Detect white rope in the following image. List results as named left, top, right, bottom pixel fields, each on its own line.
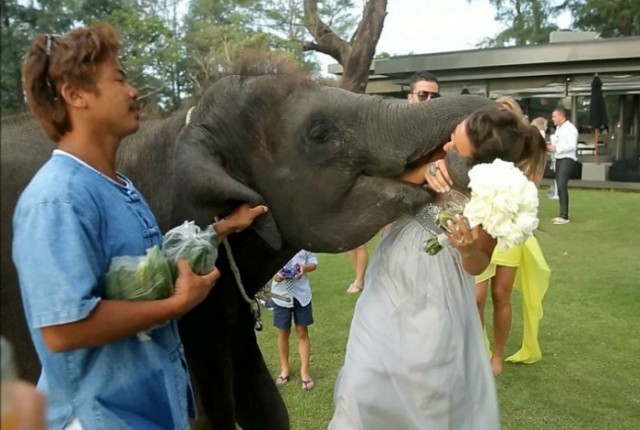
left=214, top=217, right=263, bottom=331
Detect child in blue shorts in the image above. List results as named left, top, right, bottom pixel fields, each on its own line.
left=271, top=250, right=318, bottom=391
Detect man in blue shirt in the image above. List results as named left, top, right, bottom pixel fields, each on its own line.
left=14, top=23, right=267, bottom=430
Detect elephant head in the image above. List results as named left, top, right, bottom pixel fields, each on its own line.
left=171, top=74, right=495, bottom=252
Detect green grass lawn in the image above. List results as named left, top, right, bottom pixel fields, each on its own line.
left=256, top=188, right=640, bottom=430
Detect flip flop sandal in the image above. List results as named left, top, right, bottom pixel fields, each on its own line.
left=275, top=375, right=290, bottom=387
left=301, top=379, right=315, bottom=391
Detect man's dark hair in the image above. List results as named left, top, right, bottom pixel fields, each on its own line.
left=409, top=70, right=440, bottom=91
left=22, top=23, right=122, bottom=142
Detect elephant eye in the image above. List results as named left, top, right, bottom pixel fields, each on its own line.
left=305, top=117, right=343, bottom=148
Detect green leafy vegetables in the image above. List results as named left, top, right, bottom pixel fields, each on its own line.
left=104, top=221, right=218, bottom=302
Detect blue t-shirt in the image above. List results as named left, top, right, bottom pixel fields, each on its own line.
left=12, top=151, right=195, bottom=430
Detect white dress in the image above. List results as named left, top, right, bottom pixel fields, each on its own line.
left=329, top=213, right=500, bottom=430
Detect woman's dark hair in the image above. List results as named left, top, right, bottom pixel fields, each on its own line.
left=465, top=107, right=548, bottom=179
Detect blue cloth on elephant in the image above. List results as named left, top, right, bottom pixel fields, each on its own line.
left=12, top=151, right=195, bottom=430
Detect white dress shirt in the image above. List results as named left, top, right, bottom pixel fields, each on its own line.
left=551, top=120, right=579, bottom=161
left=271, top=250, right=318, bottom=308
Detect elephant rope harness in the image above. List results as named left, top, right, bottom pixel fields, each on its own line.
left=185, top=106, right=265, bottom=331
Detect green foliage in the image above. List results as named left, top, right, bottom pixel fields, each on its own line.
left=566, top=0, right=640, bottom=37
left=182, top=0, right=272, bottom=92
left=1, top=0, right=29, bottom=114
left=257, top=0, right=317, bottom=70
left=2, top=0, right=359, bottom=114
left=258, top=188, right=640, bottom=430
left=316, top=0, right=358, bottom=40
left=475, top=0, right=640, bottom=48
left=89, top=6, right=181, bottom=112
left=0, top=0, right=78, bottom=115
left=256, top=0, right=358, bottom=72
left=480, top=0, right=564, bottom=47
left=1, top=0, right=184, bottom=115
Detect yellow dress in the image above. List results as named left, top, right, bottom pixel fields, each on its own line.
left=476, top=236, right=551, bottom=363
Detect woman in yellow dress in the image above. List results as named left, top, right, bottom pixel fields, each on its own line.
left=476, top=99, right=551, bottom=376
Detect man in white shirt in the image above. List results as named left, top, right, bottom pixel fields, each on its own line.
left=547, top=106, right=578, bottom=225
left=270, top=250, right=319, bottom=390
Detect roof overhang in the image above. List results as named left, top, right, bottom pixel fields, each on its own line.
left=329, top=37, right=640, bottom=97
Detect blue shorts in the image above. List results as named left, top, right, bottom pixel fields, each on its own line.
left=273, top=298, right=314, bottom=329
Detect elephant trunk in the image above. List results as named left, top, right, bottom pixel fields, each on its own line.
left=362, top=95, right=497, bottom=175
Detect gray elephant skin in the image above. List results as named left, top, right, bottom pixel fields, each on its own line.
left=1, top=72, right=493, bottom=430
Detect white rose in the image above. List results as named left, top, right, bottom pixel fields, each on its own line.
left=515, top=212, right=539, bottom=235
left=464, top=159, right=540, bottom=248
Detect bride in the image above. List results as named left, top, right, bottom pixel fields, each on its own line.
left=329, top=107, right=547, bottom=430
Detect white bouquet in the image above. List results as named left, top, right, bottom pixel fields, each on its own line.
left=424, top=159, right=539, bottom=254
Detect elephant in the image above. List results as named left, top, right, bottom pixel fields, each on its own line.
left=1, top=65, right=495, bottom=429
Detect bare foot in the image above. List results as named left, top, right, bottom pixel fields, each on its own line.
left=491, top=355, right=503, bottom=376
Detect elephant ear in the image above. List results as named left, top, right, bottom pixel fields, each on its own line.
left=170, top=124, right=283, bottom=250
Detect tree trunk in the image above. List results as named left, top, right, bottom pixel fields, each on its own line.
left=303, top=0, right=388, bottom=94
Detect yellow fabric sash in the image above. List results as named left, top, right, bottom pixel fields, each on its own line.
left=476, top=236, right=551, bottom=363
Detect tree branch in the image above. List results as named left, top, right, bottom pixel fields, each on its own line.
left=340, top=0, right=388, bottom=93
left=303, top=0, right=349, bottom=63
left=350, top=0, right=388, bottom=51
left=138, top=84, right=167, bottom=101
left=302, top=41, right=341, bottom=59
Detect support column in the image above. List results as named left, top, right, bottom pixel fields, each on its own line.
left=632, top=95, right=639, bottom=159
left=616, top=95, right=626, bottom=160
left=571, top=96, right=578, bottom=125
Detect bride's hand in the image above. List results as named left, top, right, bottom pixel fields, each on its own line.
left=424, top=159, right=453, bottom=193
left=446, top=215, right=480, bottom=254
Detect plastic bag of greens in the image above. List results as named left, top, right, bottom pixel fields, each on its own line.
left=104, top=246, right=174, bottom=301
left=162, top=221, right=218, bottom=277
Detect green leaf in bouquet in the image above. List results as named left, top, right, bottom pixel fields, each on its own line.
left=424, top=237, right=443, bottom=255
left=438, top=208, right=458, bottom=231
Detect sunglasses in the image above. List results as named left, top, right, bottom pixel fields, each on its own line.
left=44, top=34, right=61, bottom=101
left=412, top=91, right=441, bottom=101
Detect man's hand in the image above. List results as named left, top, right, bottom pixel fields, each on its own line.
left=214, top=203, right=268, bottom=242
left=273, top=272, right=285, bottom=282
left=169, top=259, right=220, bottom=317
left=546, top=142, right=556, bottom=152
